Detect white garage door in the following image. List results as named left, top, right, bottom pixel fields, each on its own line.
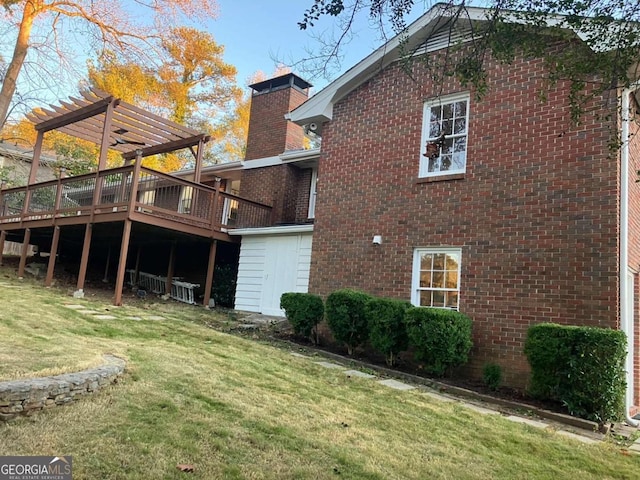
left=234, top=231, right=312, bottom=316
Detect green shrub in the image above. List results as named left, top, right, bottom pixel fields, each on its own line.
left=325, top=289, right=373, bottom=355
left=364, top=297, right=411, bottom=366
left=525, top=323, right=627, bottom=424
left=405, top=307, right=473, bottom=376
left=280, top=292, right=324, bottom=344
left=482, top=363, right=502, bottom=391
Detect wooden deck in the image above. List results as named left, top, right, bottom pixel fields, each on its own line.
left=0, top=162, right=273, bottom=306
left=0, top=162, right=272, bottom=240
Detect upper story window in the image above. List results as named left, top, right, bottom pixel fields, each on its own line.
left=419, top=93, right=469, bottom=178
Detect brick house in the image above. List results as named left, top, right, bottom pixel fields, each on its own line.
left=226, top=5, right=640, bottom=418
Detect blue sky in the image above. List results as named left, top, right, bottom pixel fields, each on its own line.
left=0, top=1, right=428, bottom=121
left=208, top=0, right=424, bottom=94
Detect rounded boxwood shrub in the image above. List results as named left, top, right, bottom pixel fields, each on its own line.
left=405, top=307, right=473, bottom=377
left=280, top=292, right=324, bottom=344
left=325, top=289, right=372, bottom=355
left=364, top=297, right=412, bottom=366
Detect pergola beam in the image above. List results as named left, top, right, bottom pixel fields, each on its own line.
left=33, top=97, right=116, bottom=133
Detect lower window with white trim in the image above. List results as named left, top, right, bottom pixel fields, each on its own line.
left=412, top=247, right=461, bottom=309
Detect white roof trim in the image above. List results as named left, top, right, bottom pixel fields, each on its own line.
left=175, top=160, right=244, bottom=177
left=242, top=155, right=281, bottom=170
left=279, top=148, right=321, bottom=162
left=286, top=4, right=617, bottom=126
left=229, top=224, right=314, bottom=236
left=286, top=3, right=471, bottom=125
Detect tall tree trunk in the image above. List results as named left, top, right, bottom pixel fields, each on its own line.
left=0, top=0, right=41, bottom=129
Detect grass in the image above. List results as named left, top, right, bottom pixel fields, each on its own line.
left=1, top=269, right=639, bottom=479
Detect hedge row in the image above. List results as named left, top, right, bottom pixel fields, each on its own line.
left=281, top=289, right=473, bottom=376
left=281, top=293, right=628, bottom=423
left=524, top=323, right=627, bottom=423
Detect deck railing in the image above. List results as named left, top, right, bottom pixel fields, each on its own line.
left=0, top=164, right=272, bottom=232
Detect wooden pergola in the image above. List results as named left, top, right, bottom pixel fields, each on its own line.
left=25, top=88, right=210, bottom=182
left=0, top=89, right=272, bottom=306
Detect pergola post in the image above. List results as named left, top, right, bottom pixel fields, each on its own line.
left=165, top=242, right=176, bottom=296
left=98, top=99, right=116, bottom=171
left=0, top=230, right=5, bottom=266
left=193, top=138, right=205, bottom=184
left=75, top=224, right=93, bottom=296
left=203, top=240, right=217, bottom=308
left=114, top=220, right=132, bottom=306
left=45, top=226, right=60, bottom=287
left=18, top=228, right=31, bottom=278
left=22, top=131, right=44, bottom=216
left=28, top=131, right=44, bottom=185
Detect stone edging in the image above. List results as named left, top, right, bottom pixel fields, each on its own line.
left=281, top=341, right=600, bottom=433
left=0, top=354, right=126, bottom=421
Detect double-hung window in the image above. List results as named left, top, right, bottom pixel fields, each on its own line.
left=419, top=93, right=469, bottom=178
left=412, top=248, right=461, bottom=309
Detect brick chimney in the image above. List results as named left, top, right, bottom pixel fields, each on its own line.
left=244, top=73, right=311, bottom=160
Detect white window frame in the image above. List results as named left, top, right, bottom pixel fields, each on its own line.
left=419, top=92, right=470, bottom=178
left=308, top=167, right=318, bottom=219
left=411, top=247, right=462, bottom=310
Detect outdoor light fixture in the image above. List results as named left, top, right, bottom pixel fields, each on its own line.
left=372, top=235, right=382, bottom=245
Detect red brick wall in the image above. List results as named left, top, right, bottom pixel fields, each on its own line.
left=245, top=87, right=308, bottom=160
left=309, top=51, right=619, bottom=388
left=295, top=168, right=313, bottom=222
left=239, top=165, right=314, bottom=225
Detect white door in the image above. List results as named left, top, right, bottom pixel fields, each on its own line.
left=261, top=236, right=300, bottom=316
left=235, top=232, right=313, bottom=316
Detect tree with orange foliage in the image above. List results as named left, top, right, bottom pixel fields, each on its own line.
left=88, top=27, right=242, bottom=169
left=0, top=0, right=218, bottom=129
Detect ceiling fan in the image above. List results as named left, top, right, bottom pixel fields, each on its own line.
left=110, top=137, right=146, bottom=147
left=110, top=128, right=146, bottom=147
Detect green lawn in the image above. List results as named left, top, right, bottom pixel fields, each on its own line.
left=0, top=272, right=639, bottom=479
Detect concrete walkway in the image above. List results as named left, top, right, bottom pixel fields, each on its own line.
left=63, top=304, right=167, bottom=322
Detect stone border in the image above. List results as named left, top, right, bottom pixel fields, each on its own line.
left=0, top=354, right=125, bottom=421
left=282, top=342, right=601, bottom=433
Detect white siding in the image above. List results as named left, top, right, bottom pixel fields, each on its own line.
left=234, top=238, right=267, bottom=312
left=234, top=232, right=313, bottom=316
left=296, top=234, right=313, bottom=291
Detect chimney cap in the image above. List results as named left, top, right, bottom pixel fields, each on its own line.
left=249, top=73, right=312, bottom=95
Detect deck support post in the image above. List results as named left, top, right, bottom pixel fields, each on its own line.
left=75, top=224, right=93, bottom=296
left=0, top=230, right=5, bottom=266
left=18, top=228, right=31, bottom=278
left=103, top=246, right=112, bottom=283
left=45, top=226, right=60, bottom=287
left=165, top=242, right=176, bottom=296
left=203, top=240, right=217, bottom=308
left=114, top=220, right=132, bottom=306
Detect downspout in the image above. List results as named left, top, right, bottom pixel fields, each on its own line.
left=620, top=85, right=639, bottom=427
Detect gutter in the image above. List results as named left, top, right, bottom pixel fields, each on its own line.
left=620, top=84, right=639, bottom=427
